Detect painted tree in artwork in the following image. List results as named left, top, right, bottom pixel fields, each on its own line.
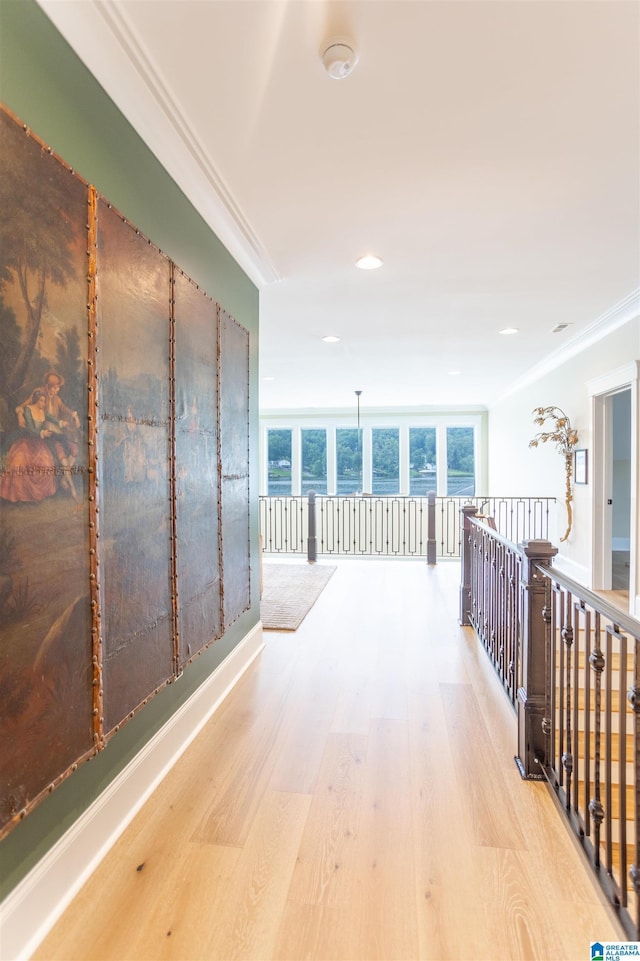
left=55, top=324, right=84, bottom=413
left=0, top=111, right=81, bottom=415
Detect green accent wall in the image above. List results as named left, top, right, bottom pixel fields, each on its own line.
left=0, top=0, right=260, bottom=899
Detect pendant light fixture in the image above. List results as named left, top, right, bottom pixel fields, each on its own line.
left=355, top=390, right=363, bottom=495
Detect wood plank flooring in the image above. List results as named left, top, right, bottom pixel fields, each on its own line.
left=34, top=559, right=626, bottom=961
left=592, top=550, right=631, bottom=613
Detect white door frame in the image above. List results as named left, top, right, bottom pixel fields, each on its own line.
left=588, top=361, right=639, bottom=614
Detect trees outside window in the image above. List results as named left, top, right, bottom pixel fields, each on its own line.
left=446, top=426, right=475, bottom=495
left=301, top=429, right=327, bottom=494
left=372, top=428, right=399, bottom=494
left=336, top=428, right=362, bottom=494
left=409, top=427, right=437, bottom=495
left=267, top=429, right=291, bottom=495
left=263, top=422, right=477, bottom=496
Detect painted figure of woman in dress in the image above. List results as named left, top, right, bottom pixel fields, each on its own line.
left=0, top=388, right=58, bottom=503
left=15, top=371, right=81, bottom=501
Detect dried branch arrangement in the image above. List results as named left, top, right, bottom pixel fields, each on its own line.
left=529, top=406, right=579, bottom=542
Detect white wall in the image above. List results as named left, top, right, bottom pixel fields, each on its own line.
left=488, top=314, right=639, bottom=598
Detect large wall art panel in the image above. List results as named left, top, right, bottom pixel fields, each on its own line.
left=0, top=111, right=94, bottom=837
left=96, top=201, right=174, bottom=734
left=173, top=270, right=221, bottom=666
left=0, top=101, right=253, bottom=841
left=219, top=309, right=251, bottom=627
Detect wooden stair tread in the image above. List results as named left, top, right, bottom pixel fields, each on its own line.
left=554, top=729, right=634, bottom=763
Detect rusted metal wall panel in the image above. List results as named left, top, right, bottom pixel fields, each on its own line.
left=219, top=309, right=251, bottom=628
left=0, top=104, right=252, bottom=838
left=0, top=109, right=94, bottom=833
left=96, top=201, right=174, bottom=734
left=173, top=269, right=222, bottom=667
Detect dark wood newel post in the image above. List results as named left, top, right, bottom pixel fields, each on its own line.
left=427, top=491, right=437, bottom=566
left=516, top=539, right=558, bottom=779
left=459, top=504, right=478, bottom=625
left=307, top=490, right=317, bottom=563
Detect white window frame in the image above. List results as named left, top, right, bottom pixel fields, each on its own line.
left=260, top=409, right=487, bottom=498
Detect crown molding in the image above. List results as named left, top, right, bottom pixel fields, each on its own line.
left=492, top=288, right=640, bottom=407
left=587, top=360, right=639, bottom=397
left=36, top=0, right=280, bottom=288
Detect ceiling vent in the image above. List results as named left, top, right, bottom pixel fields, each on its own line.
left=551, top=323, right=571, bottom=334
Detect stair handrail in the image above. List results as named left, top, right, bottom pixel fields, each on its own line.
left=536, top=560, right=640, bottom=637
left=461, top=509, right=640, bottom=938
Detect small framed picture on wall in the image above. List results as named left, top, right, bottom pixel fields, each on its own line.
left=575, top=449, right=588, bottom=485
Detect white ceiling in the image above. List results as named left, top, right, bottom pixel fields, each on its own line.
left=39, top=0, right=640, bottom=412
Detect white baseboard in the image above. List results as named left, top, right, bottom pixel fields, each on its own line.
left=0, top=622, right=264, bottom=961
left=550, top=553, right=590, bottom=586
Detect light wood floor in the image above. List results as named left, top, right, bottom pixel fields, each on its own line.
left=593, top=551, right=631, bottom=613
left=34, top=559, right=625, bottom=961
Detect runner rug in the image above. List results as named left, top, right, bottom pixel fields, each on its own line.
left=260, top=563, right=337, bottom=631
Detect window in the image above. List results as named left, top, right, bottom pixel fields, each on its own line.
left=301, top=429, right=327, bottom=494
left=409, top=427, right=437, bottom=495
left=446, top=426, right=475, bottom=495
left=262, top=419, right=480, bottom=497
left=267, top=429, right=291, bottom=495
left=336, top=428, right=362, bottom=494
left=372, top=428, right=399, bottom=494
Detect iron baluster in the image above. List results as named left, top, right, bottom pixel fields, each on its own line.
left=561, top=593, right=574, bottom=807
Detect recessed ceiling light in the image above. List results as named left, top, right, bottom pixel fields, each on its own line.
left=322, top=335, right=340, bottom=343
left=499, top=327, right=519, bottom=335
left=263, top=376, right=275, bottom=381
left=448, top=370, right=461, bottom=376
left=356, top=255, right=383, bottom=270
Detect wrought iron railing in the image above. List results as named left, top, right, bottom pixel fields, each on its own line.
left=465, top=516, right=522, bottom=707
left=460, top=506, right=640, bottom=939
left=540, top=564, right=640, bottom=939
left=259, top=493, right=555, bottom=560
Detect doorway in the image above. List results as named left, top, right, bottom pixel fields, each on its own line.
left=591, top=363, right=638, bottom=614
left=610, top=389, right=631, bottom=593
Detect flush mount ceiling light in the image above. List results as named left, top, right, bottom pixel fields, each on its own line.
left=355, top=255, right=383, bottom=270
left=500, top=327, right=519, bottom=335
left=322, top=335, right=340, bottom=343
left=322, top=40, right=359, bottom=80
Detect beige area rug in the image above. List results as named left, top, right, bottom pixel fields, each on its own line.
left=260, top=563, right=337, bottom=631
